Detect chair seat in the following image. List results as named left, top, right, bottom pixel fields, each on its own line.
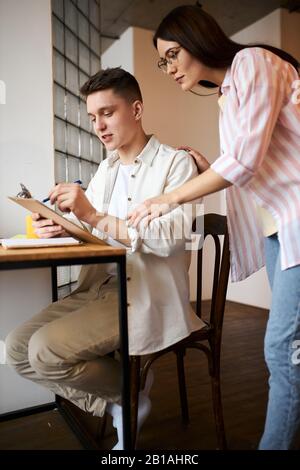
left=181, top=322, right=213, bottom=344
left=142, top=322, right=212, bottom=363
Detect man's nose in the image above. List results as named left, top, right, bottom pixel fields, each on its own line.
left=95, top=117, right=106, bottom=131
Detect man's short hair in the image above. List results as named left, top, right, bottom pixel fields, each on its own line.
left=80, top=67, right=143, bottom=103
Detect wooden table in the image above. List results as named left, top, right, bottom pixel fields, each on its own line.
left=0, top=243, right=131, bottom=450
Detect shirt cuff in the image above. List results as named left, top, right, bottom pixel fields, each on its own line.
left=211, top=154, right=255, bottom=187
left=126, top=222, right=142, bottom=252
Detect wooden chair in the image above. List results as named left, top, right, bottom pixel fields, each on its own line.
left=130, top=213, right=230, bottom=449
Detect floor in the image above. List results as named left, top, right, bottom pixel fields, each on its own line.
left=0, top=301, right=270, bottom=450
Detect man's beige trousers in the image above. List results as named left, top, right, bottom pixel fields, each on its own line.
left=6, top=278, right=121, bottom=417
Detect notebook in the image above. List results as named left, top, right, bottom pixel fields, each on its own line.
left=1, top=237, right=81, bottom=249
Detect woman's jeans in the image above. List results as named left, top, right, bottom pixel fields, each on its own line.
left=259, top=233, right=300, bottom=449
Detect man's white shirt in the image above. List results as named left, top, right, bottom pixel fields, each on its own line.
left=75, top=135, right=205, bottom=355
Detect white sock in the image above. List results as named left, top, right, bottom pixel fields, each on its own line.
left=106, top=369, right=154, bottom=450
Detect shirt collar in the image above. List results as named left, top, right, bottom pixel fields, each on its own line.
left=107, top=135, right=160, bottom=167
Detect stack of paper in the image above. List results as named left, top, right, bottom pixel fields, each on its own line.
left=1, top=237, right=81, bottom=249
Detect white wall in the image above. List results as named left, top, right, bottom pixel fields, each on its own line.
left=102, top=28, right=134, bottom=74
left=231, top=8, right=282, bottom=47
left=281, top=9, right=300, bottom=62
left=103, top=27, right=221, bottom=300
left=0, top=0, right=54, bottom=412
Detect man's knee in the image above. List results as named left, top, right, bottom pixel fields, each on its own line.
left=28, top=325, right=68, bottom=380
left=5, top=326, right=28, bottom=372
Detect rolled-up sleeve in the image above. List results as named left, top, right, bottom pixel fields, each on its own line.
left=211, top=49, right=287, bottom=187
left=132, top=152, right=201, bottom=257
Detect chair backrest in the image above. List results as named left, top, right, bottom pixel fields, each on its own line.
left=192, top=213, right=230, bottom=341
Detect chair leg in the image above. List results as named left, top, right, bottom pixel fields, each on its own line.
left=130, top=356, right=141, bottom=449
left=176, top=349, right=189, bottom=425
left=95, top=413, right=107, bottom=442
left=96, top=351, right=115, bottom=444
left=210, top=356, right=227, bottom=450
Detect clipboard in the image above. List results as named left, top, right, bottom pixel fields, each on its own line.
left=8, top=197, right=106, bottom=245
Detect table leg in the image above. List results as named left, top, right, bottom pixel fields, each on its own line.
left=117, top=255, right=131, bottom=450
left=51, top=266, right=58, bottom=302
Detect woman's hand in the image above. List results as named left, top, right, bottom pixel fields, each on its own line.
left=127, top=193, right=176, bottom=228
left=177, top=146, right=210, bottom=173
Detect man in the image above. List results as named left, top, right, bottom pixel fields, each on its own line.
left=6, top=68, right=204, bottom=449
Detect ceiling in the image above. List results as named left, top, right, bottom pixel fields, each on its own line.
left=100, top=0, right=300, bottom=51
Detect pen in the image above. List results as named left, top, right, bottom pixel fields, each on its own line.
left=42, top=179, right=89, bottom=232
left=42, top=180, right=82, bottom=203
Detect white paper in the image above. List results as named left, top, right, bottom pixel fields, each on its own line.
left=1, top=237, right=81, bottom=249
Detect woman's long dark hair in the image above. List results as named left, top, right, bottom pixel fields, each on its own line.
left=153, top=5, right=300, bottom=88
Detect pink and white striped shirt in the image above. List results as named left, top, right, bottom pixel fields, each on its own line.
left=211, top=47, right=300, bottom=282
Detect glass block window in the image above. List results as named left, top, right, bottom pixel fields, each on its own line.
left=52, top=0, right=104, bottom=289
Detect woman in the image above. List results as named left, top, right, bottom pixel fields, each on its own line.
left=128, top=5, right=300, bottom=450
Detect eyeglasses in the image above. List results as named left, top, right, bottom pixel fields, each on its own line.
left=157, top=47, right=182, bottom=73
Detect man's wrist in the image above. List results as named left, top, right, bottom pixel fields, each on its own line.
left=85, top=210, right=103, bottom=227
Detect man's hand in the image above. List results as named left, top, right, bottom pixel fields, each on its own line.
left=31, top=213, right=67, bottom=238
left=48, top=183, right=96, bottom=224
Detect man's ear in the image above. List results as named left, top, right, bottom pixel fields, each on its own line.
left=132, top=100, right=143, bottom=120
